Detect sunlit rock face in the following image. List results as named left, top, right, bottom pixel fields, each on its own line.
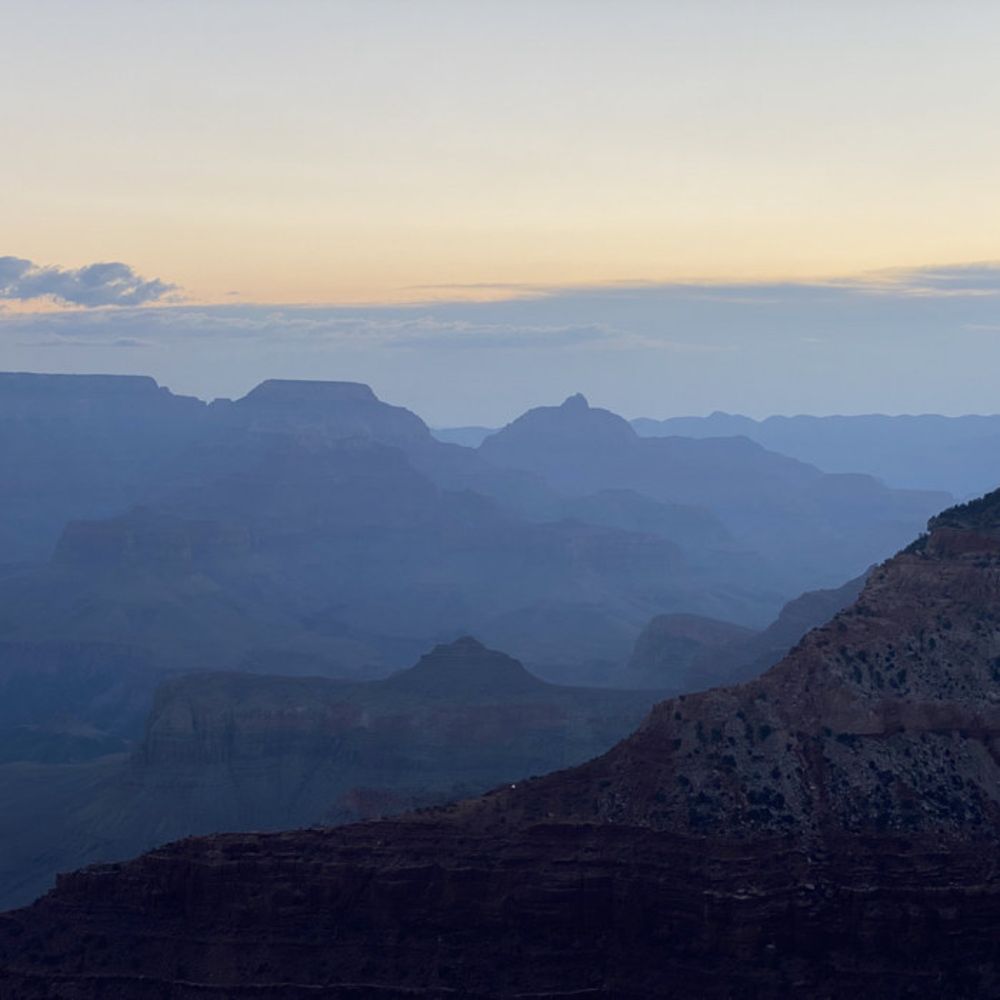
left=5, top=492, right=1000, bottom=997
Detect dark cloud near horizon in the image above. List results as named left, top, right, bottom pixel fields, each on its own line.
left=0, top=256, right=177, bottom=307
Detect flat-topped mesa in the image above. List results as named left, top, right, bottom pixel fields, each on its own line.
left=0, top=371, right=203, bottom=415
left=238, top=379, right=378, bottom=405
left=215, top=378, right=432, bottom=449
left=0, top=371, right=162, bottom=396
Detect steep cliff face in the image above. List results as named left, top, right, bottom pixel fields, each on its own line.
left=125, top=636, right=659, bottom=840
left=4, top=494, right=1000, bottom=996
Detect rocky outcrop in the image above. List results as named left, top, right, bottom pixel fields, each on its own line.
left=0, top=638, right=662, bottom=911
left=137, top=637, right=655, bottom=782
left=5, top=494, right=1000, bottom=995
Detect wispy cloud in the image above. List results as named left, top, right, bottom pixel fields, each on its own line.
left=0, top=256, right=178, bottom=307
left=2, top=261, right=999, bottom=422
left=847, top=262, right=1000, bottom=298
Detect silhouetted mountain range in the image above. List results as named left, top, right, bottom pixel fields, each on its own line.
left=479, top=394, right=948, bottom=588
left=438, top=408, right=1000, bottom=499
left=632, top=410, right=1000, bottom=498
left=0, top=374, right=945, bottom=700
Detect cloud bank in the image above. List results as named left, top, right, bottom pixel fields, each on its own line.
left=1, top=260, right=999, bottom=423
left=0, top=256, right=177, bottom=307
left=853, top=262, right=1000, bottom=297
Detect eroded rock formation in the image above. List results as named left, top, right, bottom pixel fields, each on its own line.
left=4, top=493, right=1000, bottom=995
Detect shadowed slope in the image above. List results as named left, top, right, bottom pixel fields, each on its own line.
left=0, top=375, right=783, bottom=691
left=5, top=493, right=1000, bottom=995
left=634, top=411, right=1000, bottom=498
left=0, top=373, right=205, bottom=563
left=480, top=394, right=950, bottom=592
left=0, top=638, right=662, bottom=912
left=624, top=571, right=868, bottom=690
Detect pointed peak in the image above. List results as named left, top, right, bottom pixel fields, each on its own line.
left=561, top=393, right=589, bottom=410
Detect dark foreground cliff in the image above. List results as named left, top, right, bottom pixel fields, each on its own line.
left=5, top=491, right=1000, bottom=997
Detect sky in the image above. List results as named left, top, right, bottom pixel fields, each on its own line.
left=2, top=1, right=1000, bottom=422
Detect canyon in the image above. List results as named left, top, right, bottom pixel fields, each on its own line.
left=3, top=490, right=1000, bottom=996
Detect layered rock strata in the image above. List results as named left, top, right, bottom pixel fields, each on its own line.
left=5, top=494, right=1000, bottom=996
